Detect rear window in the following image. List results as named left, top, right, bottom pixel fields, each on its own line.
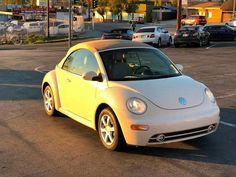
left=180, top=26, right=197, bottom=31
left=136, top=28, right=155, bottom=33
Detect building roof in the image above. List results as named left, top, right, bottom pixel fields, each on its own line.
left=221, top=0, right=236, bottom=11
left=188, top=2, right=222, bottom=9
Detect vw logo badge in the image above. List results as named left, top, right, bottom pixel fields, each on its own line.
left=178, top=97, right=187, bottom=105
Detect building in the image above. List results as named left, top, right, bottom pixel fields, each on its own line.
left=187, top=0, right=236, bottom=23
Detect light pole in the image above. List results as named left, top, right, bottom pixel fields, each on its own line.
left=145, top=0, right=148, bottom=23
left=46, top=0, right=50, bottom=38
left=68, top=0, right=72, bottom=48
left=233, top=0, right=236, bottom=19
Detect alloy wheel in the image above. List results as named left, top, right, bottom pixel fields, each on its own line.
left=100, top=114, right=115, bottom=146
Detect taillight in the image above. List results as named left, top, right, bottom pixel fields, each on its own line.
left=132, top=35, right=136, bottom=39
left=174, top=32, right=180, bottom=36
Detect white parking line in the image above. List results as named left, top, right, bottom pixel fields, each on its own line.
left=216, top=93, right=236, bottom=99
left=0, top=83, right=40, bottom=88
left=206, top=44, right=216, bottom=49
left=220, top=121, right=236, bottom=128
left=34, top=65, right=48, bottom=74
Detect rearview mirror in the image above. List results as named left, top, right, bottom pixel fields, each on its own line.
left=176, top=64, right=183, bottom=72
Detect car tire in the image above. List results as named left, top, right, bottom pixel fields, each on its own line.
left=98, top=108, right=125, bottom=151
left=157, top=38, right=162, bottom=48
left=168, top=37, right=172, bottom=46
left=198, top=40, right=203, bottom=47
left=43, top=85, right=57, bottom=116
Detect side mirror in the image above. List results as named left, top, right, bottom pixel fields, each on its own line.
left=82, top=71, right=103, bottom=82
left=176, top=64, right=183, bottom=72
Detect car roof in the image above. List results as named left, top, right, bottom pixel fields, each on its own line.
left=111, top=28, right=130, bottom=31
left=69, top=39, right=152, bottom=53
left=139, top=26, right=161, bottom=29
left=204, top=24, right=226, bottom=27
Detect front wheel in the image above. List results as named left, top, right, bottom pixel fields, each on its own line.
left=168, top=37, right=172, bottom=46
left=43, top=86, right=57, bottom=116
left=98, top=108, right=125, bottom=150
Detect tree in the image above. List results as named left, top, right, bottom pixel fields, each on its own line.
left=125, top=0, right=138, bottom=19
left=109, top=0, right=127, bottom=21
left=97, top=0, right=108, bottom=22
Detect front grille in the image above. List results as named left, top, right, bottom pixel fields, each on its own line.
left=148, top=124, right=217, bottom=144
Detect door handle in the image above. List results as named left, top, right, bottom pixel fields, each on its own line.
left=66, top=78, right=71, bottom=83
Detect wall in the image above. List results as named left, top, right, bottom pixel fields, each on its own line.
left=206, top=9, right=222, bottom=23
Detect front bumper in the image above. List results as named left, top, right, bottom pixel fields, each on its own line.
left=116, top=99, right=220, bottom=146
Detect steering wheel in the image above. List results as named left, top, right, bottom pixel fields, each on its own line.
left=134, top=65, right=153, bottom=75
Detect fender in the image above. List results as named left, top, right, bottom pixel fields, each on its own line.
left=42, top=70, right=61, bottom=111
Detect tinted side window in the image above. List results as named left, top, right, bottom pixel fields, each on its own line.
left=62, top=49, right=99, bottom=75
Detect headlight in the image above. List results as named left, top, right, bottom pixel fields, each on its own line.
left=127, top=97, right=147, bottom=115
left=205, top=88, right=215, bottom=103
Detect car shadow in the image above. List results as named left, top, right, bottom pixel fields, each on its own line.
left=0, top=69, right=44, bottom=100
left=122, top=107, right=236, bottom=165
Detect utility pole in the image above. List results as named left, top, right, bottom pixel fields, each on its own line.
left=68, top=0, right=72, bottom=48
left=176, top=0, right=182, bottom=30
left=145, top=0, right=148, bottom=23
left=233, top=0, right=236, bottom=19
left=46, top=0, right=50, bottom=38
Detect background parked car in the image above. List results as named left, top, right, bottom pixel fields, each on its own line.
left=132, top=26, right=172, bottom=47
left=23, top=21, right=45, bottom=33
left=225, top=19, right=236, bottom=29
left=101, top=28, right=134, bottom=40
left=129, top=17, right=145, bottom=24
left=181, top=15, right=207, bottom=25
left=203, top=25, right=236, bottom=41
left=50, top=23, right=70, bottom=36
left=174, top=25, right=210, bottom=47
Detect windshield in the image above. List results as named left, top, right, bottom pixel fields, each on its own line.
left=99, top=48, right=181, bottom=81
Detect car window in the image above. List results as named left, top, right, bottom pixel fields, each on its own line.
left=136, top=28, right=155, bottom=33
left=62, top=49, right=99, bottom=75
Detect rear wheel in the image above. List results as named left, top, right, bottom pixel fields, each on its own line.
left=43, top=86, right=57, bottom=116
left=157, top=38, right=162, bottom=48
left=198, top=40, right=203, bottom=47
left=98, top=108, right=125, bottom=151
left=168, top=37, right=172, bottom=46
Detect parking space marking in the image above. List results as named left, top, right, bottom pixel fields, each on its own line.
left=220, top=121, right=236, bottom=128
left=34, top=65, right=48, bottom=74
left=216, top=93, right=236, bottom=99
left=0, top=83, right=41, bottom=88
left=206, top=44, right=216, bottom=49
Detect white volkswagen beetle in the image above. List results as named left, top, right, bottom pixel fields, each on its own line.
left=42, top=40, right=220, bottom=150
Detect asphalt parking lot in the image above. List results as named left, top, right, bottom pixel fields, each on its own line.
left=0, top=40, right=236, bottom=177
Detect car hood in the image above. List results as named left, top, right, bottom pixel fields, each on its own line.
left=108, top=75, right=205, bottom=110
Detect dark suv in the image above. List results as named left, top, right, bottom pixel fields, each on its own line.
left=181, top=15, right=207, bottom=25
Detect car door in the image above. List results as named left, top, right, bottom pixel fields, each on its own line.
left=156, top=27, right=165, bottom=44
left=58, top=49, right=100, bottom=120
